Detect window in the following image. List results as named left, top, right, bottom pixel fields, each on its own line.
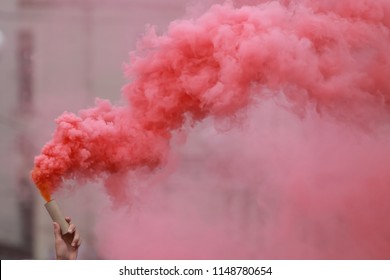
left=17, top=30, right=33, bottom=115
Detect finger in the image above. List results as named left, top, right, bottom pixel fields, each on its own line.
left=72, top=231, right=81, bottom=248
left=67, top=223, right=76, bottom=234
left=53, top=222, right=62, bottom=240
left=65, top=217, right=72, bottom=223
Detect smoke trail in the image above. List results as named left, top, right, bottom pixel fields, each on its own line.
left=32, top=0, right=390, bottom=201
left=32, top=0, right=390, bottom=258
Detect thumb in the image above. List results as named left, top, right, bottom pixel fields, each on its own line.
left=53, top=222, right=62, bottom=240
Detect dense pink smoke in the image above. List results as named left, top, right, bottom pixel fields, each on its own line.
left=96, top=103, right=390, bottom=259
left=33, top=0, right=390, bottom=258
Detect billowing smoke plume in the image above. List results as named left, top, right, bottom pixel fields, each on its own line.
left=32, top=0, right=390, bottom=258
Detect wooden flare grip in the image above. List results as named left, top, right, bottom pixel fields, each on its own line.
left=45, top=200, right=69, bottom=235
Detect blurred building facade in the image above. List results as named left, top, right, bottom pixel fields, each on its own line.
left=0, top=0, right=186, bottom=259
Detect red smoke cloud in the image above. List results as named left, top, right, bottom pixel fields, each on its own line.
left=32, top=0, right=390, bottom=258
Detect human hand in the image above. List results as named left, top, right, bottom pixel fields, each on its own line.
left=53, top=217, right=81, bottom=260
